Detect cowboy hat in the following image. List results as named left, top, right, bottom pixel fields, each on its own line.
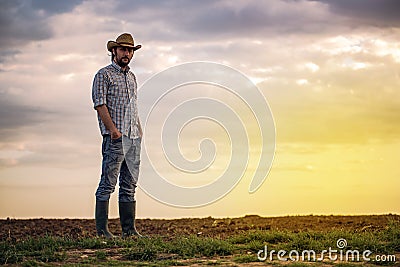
left=107, top=33, right=142, bottom=52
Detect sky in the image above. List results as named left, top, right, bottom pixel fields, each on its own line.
left=0, top=0, right=399, bottom=219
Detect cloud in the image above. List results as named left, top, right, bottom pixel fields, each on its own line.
left=30, top=0, right=84, bottom=14
left=263, top=59, right=400, bottom=145
left=312, top=0, right=400, bottom=27
left=87, top=0, right=337, bottom=42
left=52, top=0, right=398, bottom=56
left=175, top=1, right=332, bottom=37
left=0, top=49, right=20, bottom=64
left=0, top=92, right=56, bottom=141
left=0, top=158, right=18, bottom=169
left=0, top=0, right=84, bottom=53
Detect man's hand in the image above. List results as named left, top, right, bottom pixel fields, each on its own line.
left=138, top=120, right=143, bottom=138
left=110, top=129, right=122, bottom=140
left=95, top=105, right=121, bottom=139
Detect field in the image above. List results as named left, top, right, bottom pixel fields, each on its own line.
left=1, top=214, right=399, bottom=266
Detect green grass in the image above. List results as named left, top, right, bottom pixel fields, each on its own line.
left=1, top=221, right=398, bottom=266
left=167, top=236, right=233, bottom=258
left=232, top=253, right=259, bottom=263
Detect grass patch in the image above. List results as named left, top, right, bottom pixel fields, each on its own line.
left=95, top=250, right=107, bottom=260
left=335, top=263, right=363, bottom=267
left=228, top=229, right=290, bottom=245
left=155, top=259, right=186, bottom=266
left=1, top=221, right=398, bottom=266
left=229, top=221, right=400, bottom=255
left=233, top=254, right=259, bottom=263
left=0, top=236, right=68, bottom=264
left=123, top=240, right=159, bottom=261
left=168, top=236, right=233, bottom=258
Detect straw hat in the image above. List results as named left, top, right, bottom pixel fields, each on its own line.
left=107, top=33, right=142, bottom=52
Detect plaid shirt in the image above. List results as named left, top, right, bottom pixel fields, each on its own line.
left=92, top=61, right=140, bottom=139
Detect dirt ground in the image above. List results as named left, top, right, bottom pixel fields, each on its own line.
left=1, top=214, right=399, bottom=241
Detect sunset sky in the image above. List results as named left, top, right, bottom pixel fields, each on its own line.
left=0, top=0, right=399, bottom=219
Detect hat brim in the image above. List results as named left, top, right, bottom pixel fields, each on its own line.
left=107, top=41, right=142, bottom=52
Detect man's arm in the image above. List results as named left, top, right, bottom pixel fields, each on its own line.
left=95, top=104, right=122, bottom=139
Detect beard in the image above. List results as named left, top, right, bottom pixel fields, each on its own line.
left=116, top=56, right=131, bottom=67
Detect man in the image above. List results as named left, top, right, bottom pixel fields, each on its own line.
left=92, top=33, right=143, bottom=238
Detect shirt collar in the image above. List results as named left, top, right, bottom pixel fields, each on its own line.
left=111, top=61, right=130, bottom=73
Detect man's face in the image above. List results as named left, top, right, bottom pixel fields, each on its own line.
left=114, top=46, right=134, bottom=67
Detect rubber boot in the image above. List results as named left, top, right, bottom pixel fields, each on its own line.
left=119, top=201, right=142, bottom=237
left=95, top=200, right=115, bottom=239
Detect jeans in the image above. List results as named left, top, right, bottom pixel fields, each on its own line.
left=95, top=135, right=141, bottom=202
